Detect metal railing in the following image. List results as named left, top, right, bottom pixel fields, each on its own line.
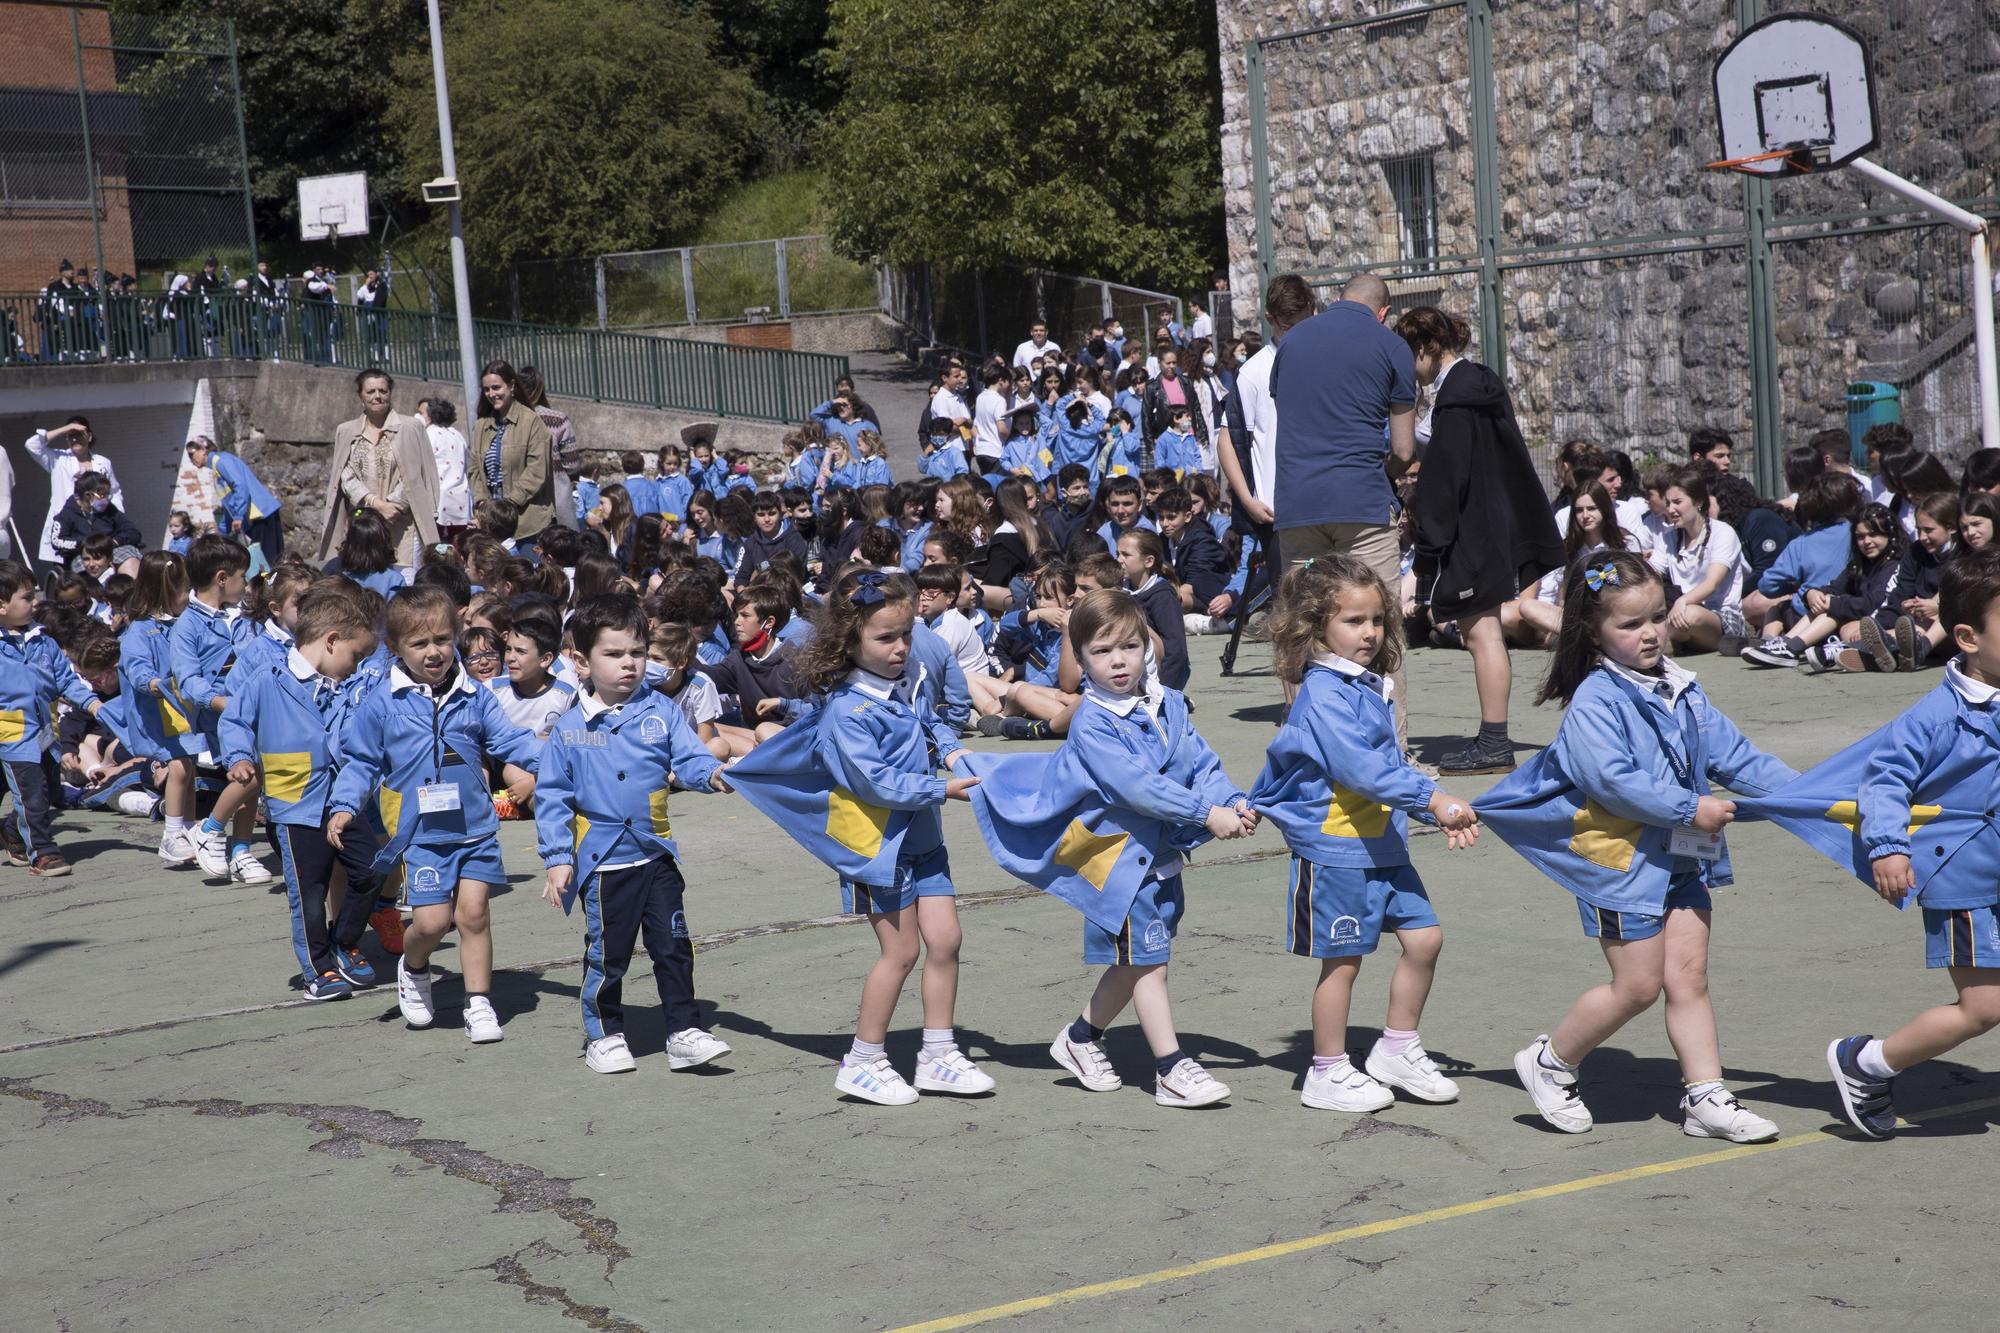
left=496, top=235, right=882, bottom=329
left=0, top=292, right=849, bottom=425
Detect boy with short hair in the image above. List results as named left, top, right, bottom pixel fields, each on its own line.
left=170, top=533, right=271, bottom=884
left=476, top=496, right=523, bottom=553
left=1156, top=487, right=1231, bottom=614
left=0, top=560, right=102, bottom=875
left=648, top=621, right=729, bottom=759
left=1045, top=464, right=1096, bottom=553
left=916, top=563, right=992, bottom=679
left=1828, top=553, right=2000, bottom=1137
left=1091, top=475, right=1157, bottom=558
left=77, top=533, right=116, bottom=583
left=736, top=491, right=808, bottom=580
left=537, top=593, right=734, bottom=1074
left=619, top=450, right=659, bottom=518
left=701, top=583, right=800, bottom=736
left=489, top=606, right=577, bottom=741
left=218, top=579, right=381, bottom=999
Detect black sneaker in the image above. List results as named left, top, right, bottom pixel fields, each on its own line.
left=975, top=715, right=1005, bottom=738
left=1854, top=617, right=1897, bottom=673
left=1438, top=737, right=1515, bottom=776
left=1827, top=1035, right=1896, bottom=1139
left=1739, top=638, right=1799, bottom=668
left=999, top=717, right=1052, bottom=741
left=1892, top=615, right=1921, bottom=672
left=0, top=820, right=27, bottom=867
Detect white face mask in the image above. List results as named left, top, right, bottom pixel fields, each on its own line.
left=1203, top=352, right=1217, bottom=368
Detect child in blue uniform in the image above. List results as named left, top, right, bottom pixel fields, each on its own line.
left=536, top=593, right=735, bottom=1075
left=1152, top=404, right=1202, bottom=481
left=170, top=533, right=272, bottom=884
left=920, top=417, right=970, bottom=481
left=1827, top=554, right=2000, bottom=1138
left=1250, top=557, right=1480, bottom=1111
left=1045, top=588, right=1253, bottom=1107
left=801, top=570, right=989, bottom=1105
left=218, top=579, right=383, bottom=1000
left=323, top=508, right=407, bottom=602
left=120, top=551, right=203, bottom=868
left=328, top=586, right=540, bottom=1044
left=1477, top=550, right=1794, bottom=1143
left=0, top=561, right=101, bottom=875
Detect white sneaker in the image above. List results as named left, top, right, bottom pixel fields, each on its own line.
left=1301, top=1059, right=1395, bottom=1111
left=463, top=995, right=503, bottom=1044
left=914, top=1047, right=996, bottom=1095
left=229, top=847, right=273, bottom=884
left=118, top=790, right=161, bottom=818
left=665, top=1027, right=731, bottom=1070
left=834, top=1054, right=918, bottom=1106
left=190, top=823, right=229, bottom=877
left=1156, top=1057, right=1231, bottom=1108
left=158, top=830, right=196, bottom=868
left=1049, top=1026, right=1122, bottom=1092
left=396, top=958, right=435, bottom=1028
left=1182, top=613, right=1215, bottom=636
left=1682, top=1087, right=1779, bottom=1143
left=1514, top=1035, right=1593, bottom=1133
left=585, top=1034, right=637, bottom=1074
left=1365, top=1039, right=1461, bottom=1103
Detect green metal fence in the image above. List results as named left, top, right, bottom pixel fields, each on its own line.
left=0, top=292, right=849, bottom=426
left=1237, top=0, right=2000, bottom=491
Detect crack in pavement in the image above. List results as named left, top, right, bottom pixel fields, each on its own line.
left=0, top=1075, right=127, bottom=1123
left=487, top=1243, right=651, bottom=1332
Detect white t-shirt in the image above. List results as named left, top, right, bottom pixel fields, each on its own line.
left=1012, top=338, right=1061, bottom=369
left=1555, top=502, right=1656, bottom=557
left=929, top=387, right=970, bottom=423
left=428, top=423, right=471, bottom=526
left=1235, top=344, right=1278, bottom=510
left=1190, top=309, right=1214, bottom=342
left=667, top=671, right=723, bottom=732
left=928, top=608, right=991, bottom=678
left=485, top=677, right=578, bottom=739
left=1655, top=519, right=1746, bottom=615
left=972, top=388, right=1009, bottom=461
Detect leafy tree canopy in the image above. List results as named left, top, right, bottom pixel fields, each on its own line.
left=817, top=0, right=1223, bottom=290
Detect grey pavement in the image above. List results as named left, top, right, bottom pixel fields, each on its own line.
left=2, top=637, right=1987, bottom=1331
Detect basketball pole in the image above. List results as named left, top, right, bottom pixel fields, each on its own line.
left=1846, top=157, right=1999, bottom=455
left=425, top=0, right=481, bottom=422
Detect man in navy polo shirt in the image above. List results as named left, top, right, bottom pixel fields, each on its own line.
left=1269, top=272, right=1418, bottom=735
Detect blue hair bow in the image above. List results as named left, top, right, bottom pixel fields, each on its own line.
left=1583, top=562, right=1621, bottom=592
left=849, top=570, right=890, bottom=607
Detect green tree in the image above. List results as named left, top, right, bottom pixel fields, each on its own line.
left=387, top=0, right=764, bottom=267
left=817, top=0, right=1223, bottom=290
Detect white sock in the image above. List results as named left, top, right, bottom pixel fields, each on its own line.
left=920, top=1027, right=956, bottom=1057
left=847, top=1037, right=886, bottom=1065
left=165, top=815, right=189, bottom=836
left=1537, top=1038, right=1577, bottom=1073
left=1685, top=1079, right=1725, bottom=1103
left=1858, top=1038, right=1896, bottom=1080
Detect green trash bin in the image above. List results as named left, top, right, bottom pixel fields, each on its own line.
left=1847, top=381, right=1901, bottom=465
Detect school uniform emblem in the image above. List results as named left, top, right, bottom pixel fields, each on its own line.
left=412, top=865, right=443, bottom=893
left=671, top=910, right=689, bottom=939
left=1329, top=915, right=1362, bottom=946
left=1143, top=920, right=1170, bottom=951
left=640, top=714, right=669, bottom=742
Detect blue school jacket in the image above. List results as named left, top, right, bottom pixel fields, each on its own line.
left=326, top=562, right=406, bottom=602
left=688, top=458, right=730, bottom=495
left=621, top=474, right=660, bottom=517
left=118, top=617, right=199, bottom=761
left=787, top=448, right=824, bottom=490
left=235, top=621, right=295, bottom=676
left=1474, top=664, right=1794, bottom=914
left=533, top=681, right=723, bottom=906
left=1000, top=432, right=1054, bottom=483
left=1756, top=520, right=1851, bottom=613
left=575, top=477, right=602, bottom=520
left=168, top=598, right=251, bottom=726
left=815, top=674, right=958, bottom=860
left=1250, top=660, right=1436, bottom=867
left=920, top=442, right=969, bottom=481
left=1852, top=667, right=2000, bottom=908
left=648, top=472, right=689, bottom=522
left=211, top=451, right=279, bottom=528
left=1096, top=515, right=1159, bottom=556
left=995, top=610, right=1063, bottom=686
left=1104, top=429, right=1143, bottom=478
left=1049, top=411, right=1107, bottom=485
left=0, top=626, right=95, bottom=761
left=329, top=663, right=541, bottom=871
left=694, top=530, right=742, bottom=576
left=811, top=402, right=874, bottom=449
left=216, top=650, right=370, bottom=826
left=1155, top=429, right=1202, bottom=479
left=829, top=457, right=891, bottom=492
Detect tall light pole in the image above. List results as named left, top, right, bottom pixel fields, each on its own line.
left=424, top=0, right=481, bottom=420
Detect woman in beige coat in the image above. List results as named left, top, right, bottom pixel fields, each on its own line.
left=319, top=368, right=442, bottom=570
left=471, top=359, right=557, bottom=543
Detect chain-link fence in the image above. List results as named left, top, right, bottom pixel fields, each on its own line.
left=0, top=1, right=253, bottom=300
left=492, top=236, right=879, bottom=328
left=1235, top=0, right=2000, bottom=489
left=885, top=263, right=1185, bottom=363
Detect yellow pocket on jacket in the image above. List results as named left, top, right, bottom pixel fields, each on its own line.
left=827, top=786, right=890, bottom=859
left=156, top=696, right=191, bottom=737
left=1321, top=786, right=1391, bottom=839
left=649, top=789, right=672, bottom=841
left=1570, top=800, right=1645, bottom=872
left=0, top=709, right=25, bottom=745
left=1055, top=819, right=1127, bottom=892
left=262, top=752, right=312, bottom=804
left=377, top=784, right=404, bottom=839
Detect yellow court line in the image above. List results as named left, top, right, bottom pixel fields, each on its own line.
left=888, top=1094, right=2000, bottom=1333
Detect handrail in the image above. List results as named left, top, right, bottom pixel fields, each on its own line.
left=0, top=291, right=848, bottom=425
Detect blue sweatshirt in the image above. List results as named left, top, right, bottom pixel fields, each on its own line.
left=1856, top=663, right=2000, bottom=908
left=1062, top=685, right=1244, bottom=861
left=534, top=680, right=724, bottom=906
left=1756, top=520, right=1851, bottom=614
left=169, top=597, right=251, bottom=727
left=1250, top=657, right=1435, bottom=867
left=118, top=616, right=200, bottom=761
left=687, top=458, right=730, bottom=496
left=1154, top=429, right=1202, bottom=479
left=211, top=450, right=280, bottom=528
left=0, top=625, right=95, bottom=762
left=654, top=471, right=693, bottom=521
left=1104, top=428, right=1143, bottom=478
left=995, top=609, right=1064, bottom=687
left=828, top=456, right=892, bottom=492
left=329, top=662, right=541, bottom=871
left=621, top=473, right=660, bottom=518
left=811, top=402, right=878, bottom=449
left=814, top=672, right=957, bottom=862
left=216, top=648, right=370, bottom=825
left=1000, top=432, right=1054, bottom=483
left=920, top=440, right=969, bottom=481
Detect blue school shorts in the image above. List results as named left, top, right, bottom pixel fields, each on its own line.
left=1578, top=875, right=1712, bottom=942
left=403, top=840, right=510, bottom=906
left=1084, top=873, right=1185, bottom=965
left=842, top=844, right=953, bottom=915
left=1923, top=905, right=2000, bottom=969
left=1286, top=859, right=1437, bottom=958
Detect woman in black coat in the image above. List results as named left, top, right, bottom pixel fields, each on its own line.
left=1398, top=307, right=1563, bottom=776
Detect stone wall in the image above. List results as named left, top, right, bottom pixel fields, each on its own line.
left=1215, top=0, right=1999, bottom=472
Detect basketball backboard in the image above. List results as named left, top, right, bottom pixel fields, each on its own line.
left=296, top=172, right=371, bottom=241
left=1711, top=13, right=1876, bottom=176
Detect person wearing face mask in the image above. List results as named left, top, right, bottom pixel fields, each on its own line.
left=25, top=416, right=124, bottom=564
left=51, top=472, right=143, bottom=577
left=1142, top=346, right=1208, bottom=469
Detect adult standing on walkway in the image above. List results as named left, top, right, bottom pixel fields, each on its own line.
left=415, top=397, right=472, bottom=544
left=188, top=436, right=283, bottom=570
left=1011, top=321, right=1061, bottom=370
left=515, top=365, right=577, bottom=531
left=472, top=359, right=557, bottom=546
left=320, top=368, right=440, bottom=571
left=1396, top=307, right=1561, bottom=775
left=1269, top=273, right=1417, bottom=728
left=25, top=417, right=124, bottom=565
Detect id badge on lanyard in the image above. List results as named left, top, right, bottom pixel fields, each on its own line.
left=1641, top=693, right=1717, bottom=862
left=417, top=782, right=462, bottom=814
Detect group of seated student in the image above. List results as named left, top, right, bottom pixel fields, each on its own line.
left=1474, top=422, right=1986, bottom=676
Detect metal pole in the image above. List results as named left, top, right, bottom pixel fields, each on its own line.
left=775, top=238, right=790, bottom=319
left=1466, top=0, right=1505, bottom=378
left=681, top=248, right=697, bottom=325
left=1246, top=37, right=1273, bottom=336
left=224, top=21, right=258, bottom=279
left=425, top=0, right=480, bottom=416
left=70, top=7, right=106, bottom=353
left=1848, top=157, right=1989, bottom=234
left=594, top=255, right=608, bottom=330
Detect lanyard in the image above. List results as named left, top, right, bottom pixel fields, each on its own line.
left=1625, top=682, right=1700, bottom=791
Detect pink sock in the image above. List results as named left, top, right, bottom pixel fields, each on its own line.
left=1380, top=1027, right=1419, bottom=1054
left=1311, top=1054, right=1349, bottom=1074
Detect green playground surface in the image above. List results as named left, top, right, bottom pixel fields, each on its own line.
left=3, top=640, right=1990, bottom=1331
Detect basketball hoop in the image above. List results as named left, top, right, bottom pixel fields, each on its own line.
left=1704, top=145, right=1830, bottom=177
